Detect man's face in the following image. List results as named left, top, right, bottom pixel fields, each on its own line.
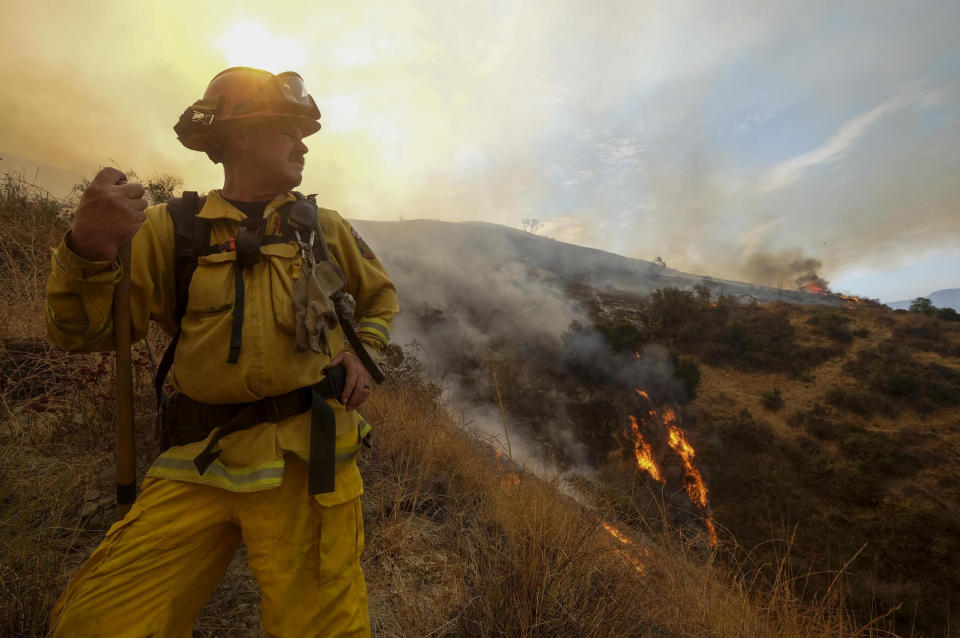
left=239, top=121, right=310, bottom=193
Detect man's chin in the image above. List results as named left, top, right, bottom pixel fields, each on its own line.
left=283, top=166, right=304, bottom=189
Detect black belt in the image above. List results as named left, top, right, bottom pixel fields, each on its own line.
left=162, top=365, right=346, bottom=495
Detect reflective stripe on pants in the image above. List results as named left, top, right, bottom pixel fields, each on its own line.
left=50, top=455, right=370, bottom=638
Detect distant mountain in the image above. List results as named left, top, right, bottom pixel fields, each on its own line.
left=887, top=288, right=960, bottom=311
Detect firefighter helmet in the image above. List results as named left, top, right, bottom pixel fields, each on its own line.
left=174, top=67, right=322, bottom=154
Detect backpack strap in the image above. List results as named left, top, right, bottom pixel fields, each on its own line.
left=154, top=192, right=208, bottom=409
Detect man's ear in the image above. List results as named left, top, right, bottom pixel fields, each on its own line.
left=225, top=124, right=254, bottom=150
left=219, top=124, right=255, bottom=164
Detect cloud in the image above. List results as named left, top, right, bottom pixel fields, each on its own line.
left=756, top=88, right=946, bottom=194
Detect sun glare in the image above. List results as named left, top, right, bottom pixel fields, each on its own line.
left=216, top=21, right=306, bottom=73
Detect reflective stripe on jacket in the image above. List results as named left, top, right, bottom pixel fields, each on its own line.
left=45, top=190, right=398, bottom=505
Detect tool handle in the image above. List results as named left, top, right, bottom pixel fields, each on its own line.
left=114, top=239, right=136, bottom=513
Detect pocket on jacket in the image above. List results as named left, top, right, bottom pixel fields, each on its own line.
left=185, top=251, right=236, bottom=317
left=263, top=242, right=299, bottom=335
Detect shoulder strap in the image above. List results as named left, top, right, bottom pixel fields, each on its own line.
left=154, top=192, right=207, bottom=408
left=170, top=192, right=210, bottom=325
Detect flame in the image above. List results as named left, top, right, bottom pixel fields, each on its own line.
left=833, top=292, right=862, bottom=309
left=801, top=282, right=828, bottom=295
left=601, top=522, right=645, bottom=572
left=801, top=282, right=863, bottom=308
left=709, top=301, right=718, bottom=308
left=629, top=415, right=665, bottom=483
left=501, top=472, right=520, bottom=488
left=631, top=391, right=718, bottom=547
left=664, top=417, right=709, bottom=508
left=704, top=517, right=719, bottom=547
left=602, top=521, right=632, bottom=545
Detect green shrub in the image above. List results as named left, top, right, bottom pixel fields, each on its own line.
left=595, top=318, right=645, bottom=353
left=672, top=354, right=701, bottom=402
left=909, top=297, right=938, bottom=316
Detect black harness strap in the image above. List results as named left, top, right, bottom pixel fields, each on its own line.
left=154, top=192, right=207, bottom=409
left=189, top=365, right=346, bottom=494
left=227, top=258, right=245, bottom=364
left=333, top=292, right=386, bottom=384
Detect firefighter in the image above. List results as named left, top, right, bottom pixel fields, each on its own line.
left=45, top=67, right=397, bottom=637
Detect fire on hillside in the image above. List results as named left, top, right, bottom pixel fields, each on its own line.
left=628, top=385, right=718, bottom=547
left=799, top=281, right=862, bottom=308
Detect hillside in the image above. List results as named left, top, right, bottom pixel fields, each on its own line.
left=353, top=218, right=852, bottom=307
left=2, top=173, right=958, bottom=636
left=351, top=220, right=960, bottom=635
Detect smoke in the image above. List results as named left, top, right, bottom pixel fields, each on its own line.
left=739, top=251, right=831, bottom=291
left=356, top=220, right=578, bottom=362
left=354, top=219, right=691, bottom=475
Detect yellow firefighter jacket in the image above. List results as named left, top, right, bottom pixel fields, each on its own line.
left=45, top=190, right=398, bottom=506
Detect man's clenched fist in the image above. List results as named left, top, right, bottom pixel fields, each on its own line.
left=68, top=167, right=148, bottom=262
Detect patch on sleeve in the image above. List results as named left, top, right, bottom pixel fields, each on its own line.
left=351, top=227, right=376, bottom=259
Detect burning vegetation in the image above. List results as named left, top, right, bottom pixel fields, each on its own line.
left=628, top=386, right=718, bottom=546
left=799, top=280, right=863, bottom=308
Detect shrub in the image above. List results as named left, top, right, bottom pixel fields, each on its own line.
left=594, top=318, right=645, bottom=354
left=760, top=387, right=784, bottom=411
left=824, top=386, right=884, bottom=416
left=909, top=297, right=937, bottom=316
left=843, top=341, right=960, bottom=413
left=788, top=404, right=835, bottom=439
left=717, top=409, right=775, bottom=452
left=806, top=312, right=853, bottom=344
left=671, top=354, right=701, bottom=402
left=939, top=307, right=959, bottom=322
left=647, top=287, right=700, bottom=332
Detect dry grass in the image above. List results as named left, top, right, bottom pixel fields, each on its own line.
left=358, top=377, right=868, bottom=637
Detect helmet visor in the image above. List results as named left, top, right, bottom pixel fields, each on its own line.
left=233, top=72, right=319, bottom=118
left=274, top=72, right=313, bottom=108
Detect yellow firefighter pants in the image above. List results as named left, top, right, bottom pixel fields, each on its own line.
left=49, top=455, right=369, bottom=638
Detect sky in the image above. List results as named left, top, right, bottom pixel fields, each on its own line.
left=1, top=0, right=957, bottom=302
